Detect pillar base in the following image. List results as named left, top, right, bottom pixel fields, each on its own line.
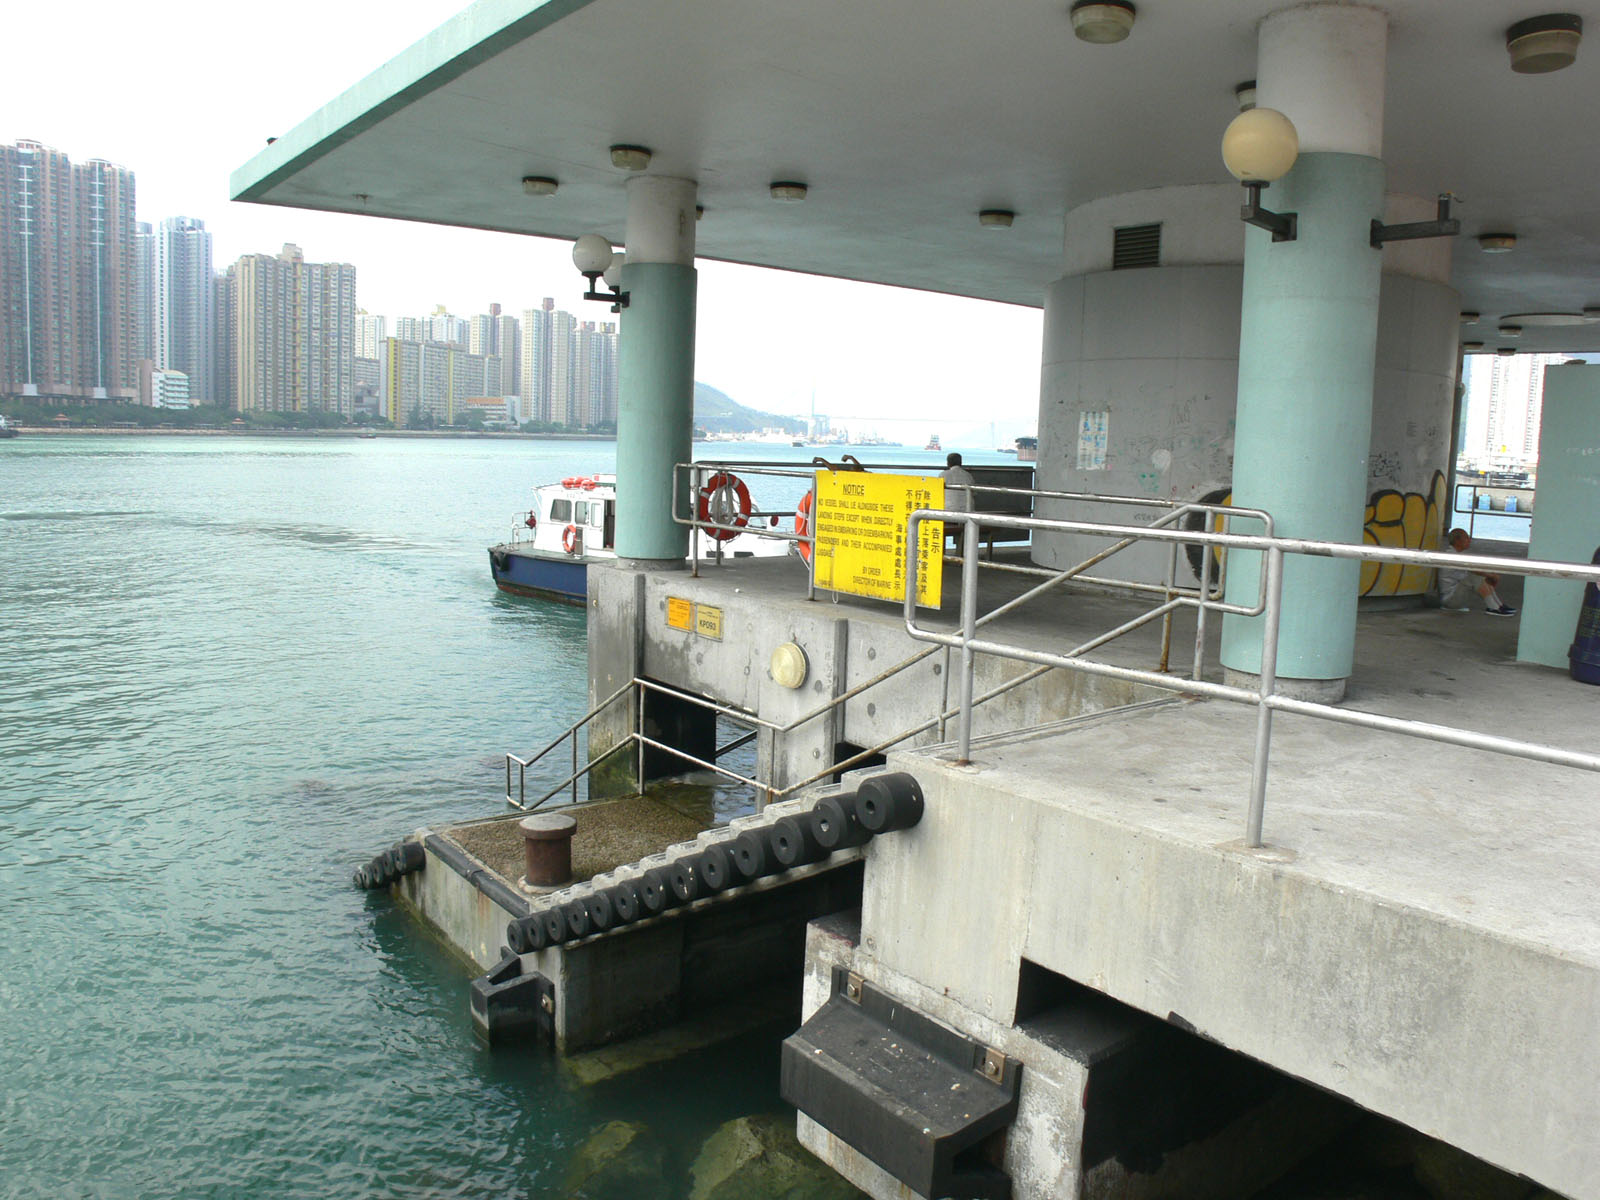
left=1224, top=668, right=1346, bottom=705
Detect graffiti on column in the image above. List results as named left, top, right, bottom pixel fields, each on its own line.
left=1183, top=470, right=1447, bottom=598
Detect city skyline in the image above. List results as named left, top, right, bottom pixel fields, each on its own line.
left=4, top=0, right=1044, bottom=445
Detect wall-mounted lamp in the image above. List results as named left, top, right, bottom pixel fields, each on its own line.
left=1371, top=193, right=1460, bottom=249
left=572, top=233, right=628, bottom=311
left=1221, top=107, right=1299, bottom=242
left=609, top=144, right=653, bottom=172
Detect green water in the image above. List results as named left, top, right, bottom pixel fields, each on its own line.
left=0, top=434, right=807, bottom=1198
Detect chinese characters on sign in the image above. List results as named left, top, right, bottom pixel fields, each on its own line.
left=812, top=470, right=944, bottom=609
left=1078, top=409, right=1109, bottom=470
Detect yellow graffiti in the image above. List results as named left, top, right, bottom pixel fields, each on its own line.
left=1360, top=470, right=1446, bottom=596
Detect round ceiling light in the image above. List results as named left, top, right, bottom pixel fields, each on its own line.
left=1499, top=312, right=1594, bottom=327
left=1478, top=233, right=1517, bottom=253
left=1070, top=1, right=1136, bottom=44
left=1459, top=311, right=1481, bottom=325
left=1234, top=81, right=1257, bottom=112
left=1221, top=107, right=1300, bottom=183
left=1586, top=306, right=1600, bottom=321
left=1498, top=324, right=1523, bottom=337
left=521, top=176, right=559, bottom=197
left=1506, top=14, right=1582, bottom=73
left=1497, top=347, right=1519, bottom=357
left=1462, top=341, right=1486, bottom=352
left=770, top=181, right=808, bottom=202
left=608, top=144, right=653, bottom=172
left=979, top=209, right=1015, bottom=229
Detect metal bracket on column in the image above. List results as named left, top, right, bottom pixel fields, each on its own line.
left=1240, top=181, right=1297, bottom=243
left=1371, top=193, right=1460, bottom=249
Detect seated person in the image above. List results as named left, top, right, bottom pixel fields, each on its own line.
left=1438, top=527, right=1517, bottom=616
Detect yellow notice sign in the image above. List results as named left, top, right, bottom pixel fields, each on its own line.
left=666, top=596, right=692, bottom=631
left=812, top=471, right=943, bottom=608
left=694, top=604, right=723, bottom=640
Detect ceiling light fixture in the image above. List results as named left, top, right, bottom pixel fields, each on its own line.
left=1497, top=348, right=1519, bottom=357
left=521, top=176, right=559, bottom=197
left=1478, top=233, right=1517, bottom=253
left=1234, top=81, right=1257, bottom=112
left=608, top=144, right=653, bottom=172
left=1585, top=306, right=1600, bottom=321
left=1070, top=1, right=1136, bottom=43
left=1462, top=341, right=1485, bottom=352
left=770, top=181, right=808, bottom=202
left=1459, top=312, right=1481, bottom=325
left=1500, top=312, right=1594, bottom=327
left=1498, top=324, right=1523, bottom=337
left=979, top=209, right=1015, bottom=229
left=1221, top=107, right=1300, bottom=241
left=1506, top=13, right=1582, bottom=73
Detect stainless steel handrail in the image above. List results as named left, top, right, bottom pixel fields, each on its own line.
left=905, top=509, right=1600, bottom=848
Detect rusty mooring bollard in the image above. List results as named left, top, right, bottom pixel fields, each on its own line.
left=520, top=813, right=577, bottom=887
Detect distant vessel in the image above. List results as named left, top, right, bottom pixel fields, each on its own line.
left=1014, top=435, right=1037, bottom=462
left=925, top=434, right=941, bottom=452
left=0, top=416, right=17, bottom=439
left=489, top=472, right=784, bottom=604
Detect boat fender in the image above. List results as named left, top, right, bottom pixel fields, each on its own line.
left=697, top=472, right=753, bottom=542
left=769, top=815, right=827, bottom=868
left=353, top=866, right=372, bottom=889
left=490, top=549, right=510, bottom=574
left=852, top=773, right=925, bottom=835
left=695, top=844, right=738, bottom=893
left=810, top=795, right=872, bottom=851
left=506, top=917, right=530, bottom=954
left=562, top=523, right=579, bottom=554
left=585, top=890, right=616, bottom=933
left=521, top=915, right=548, bottom=952
left=609, top=880, right=643, bottom=924
left=562, top=899, right=592, bottom=940
left=541, top=908, right=569, bottom=947
left=732, top=829, right=774, bottom=879
left=667, top=858, right=702, bottom=904
left=794, top=490, right=815, bottom=564
left=395, top=841, right=427, bottom=873
left=639, top=867, right=677, bottom=913
left=524, top=512, right=537, bottom=529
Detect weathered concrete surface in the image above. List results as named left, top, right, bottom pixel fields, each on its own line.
left=856, top=607, right=1599, bottom=1198
left=395, top=838, right=520, bottom=971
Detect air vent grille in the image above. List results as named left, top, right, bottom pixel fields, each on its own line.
left=1113, top=223, right=1161, bottom=269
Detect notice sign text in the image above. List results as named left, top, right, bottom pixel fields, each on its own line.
left=812, top=471, right=943, bottom=608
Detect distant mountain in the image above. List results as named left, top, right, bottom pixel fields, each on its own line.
left=694, top=382, right=805, bottom=435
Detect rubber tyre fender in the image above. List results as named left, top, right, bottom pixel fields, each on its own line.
left=769, top=815, right=827, bottom=868
left=353, top=867, right=372, bottom=890
left=638, top=867, right=676, bottom=914
left=811, top=795, right=871, bottom=851
left=732, top=829, right=775, bottom=879
left=696, top=844, right=738, bottom=893
left=541, top=908, right=569, bottom=947
left=610, top=880, right=643, bottom=925
left=585, top=890, right=616, bottom=933
left=667, top=858, right=702, bottom=904
left=395, top=842, right=426, bottom=873
left=852, top=773, right=925, bottom=835
left=562, top=900, right=592, bottom=941
left=506, top=918, right=530, bottom=954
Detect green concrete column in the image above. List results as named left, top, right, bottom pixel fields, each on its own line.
left=614, top=261, right=697, bottom=564
left=1220, top=152, right=1386, bottom=697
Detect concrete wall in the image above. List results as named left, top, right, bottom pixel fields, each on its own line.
left=1033, top=262, right=1457, bottom=597
left=859, top=756, right=1600, bottom=1199
left=1518, top=363, right=1600, bottom=668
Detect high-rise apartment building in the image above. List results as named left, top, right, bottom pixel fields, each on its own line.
left=135, top=222, right=156, bottom=363
left=214, top=271, right=235, bottom=410
left=1461, top=352, right=1563, bottom=468
left=519, top=299, right=554, bottom=422
left=0, top=141, right=138, bottom=402
left=470, top=303, right=520, bottom=400
left=228, top=243, right=357, bottom=414
left=425, top=307, right=468, bottom=348
left=515, top=298, right=615, bottom=427
left=152, top=216, right=218, bottom=403
left=381, top=337, right=503, bottom=425
left=356, top=311, right=386, bottom=359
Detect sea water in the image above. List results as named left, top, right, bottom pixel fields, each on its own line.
left=0, top=434, right=987, bottom=1197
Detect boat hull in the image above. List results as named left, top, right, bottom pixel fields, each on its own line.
left=488, top=544, right=589, bottom=605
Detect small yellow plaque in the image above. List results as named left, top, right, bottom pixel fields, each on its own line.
left=694, top=604, right=723, bottom=641
left=666, top=596, right=693, bottom=631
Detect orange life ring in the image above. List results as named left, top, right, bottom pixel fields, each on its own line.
left=562, top=523, right=579, bottom=554
left=794, top=490, right=814, bottom=564
left=697, top=472, right=753, bottom=542
left=581, top=477, right=598, bottom=490
left=561, top=477, right=578, bottom=488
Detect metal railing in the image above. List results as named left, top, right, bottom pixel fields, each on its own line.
left=906, top=509, right=1600, bottom=848
left=1453, top=482, right=1535, bottom=538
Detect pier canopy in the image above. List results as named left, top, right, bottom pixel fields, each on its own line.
left=231, top=0, right=1600, bottom=352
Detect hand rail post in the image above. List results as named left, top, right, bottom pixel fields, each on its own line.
left=635, top=682, right=645, bottom=794
left=571, top=727, right=579, bottom=806
left=955, top=515, right=981, bottom=764
left=505, top=755, right=512, bottom=805
left=1159, top=536, right=1177, bottom=673
left=938, top=645, right=951, bottom=741
left=690, top=463, right=702, bottom=578
left=1193, top=524, right=1213, bottom=682
left=1245, top=545, right=1285, bottom=847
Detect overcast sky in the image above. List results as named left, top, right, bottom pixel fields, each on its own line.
left=8, top=0, right=1043, bottom=447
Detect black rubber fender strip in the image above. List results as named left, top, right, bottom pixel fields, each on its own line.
left=422, top=833, right=533, bottom=918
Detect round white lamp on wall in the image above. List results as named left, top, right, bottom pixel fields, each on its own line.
left=770, top=642, right=809, bottom=690
left=1221, top=108, right=1300, bottom=242
left=572, top=234, right=615, bottom=275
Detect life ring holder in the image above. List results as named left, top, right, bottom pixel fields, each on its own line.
left=697, top=472, right=753, bottom=542
left=562, top=523, right=579, bottom=554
